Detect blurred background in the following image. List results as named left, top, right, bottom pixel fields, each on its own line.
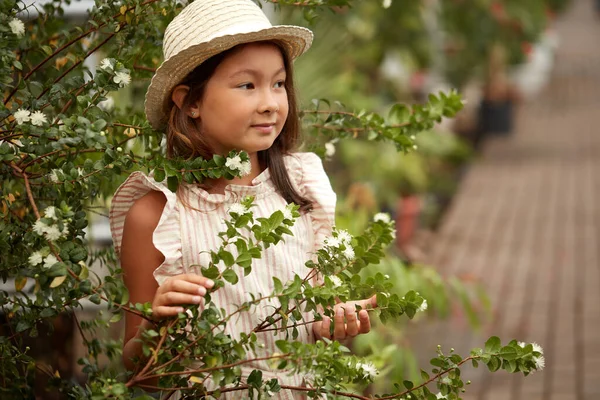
left=4, top=0, right=599, bottom=398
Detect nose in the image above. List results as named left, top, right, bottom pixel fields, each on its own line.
left=257, top=89, right=279, bottom=114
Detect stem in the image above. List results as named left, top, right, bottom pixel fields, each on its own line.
left=130, top=353, right=291, bottom=386
left=379, top=356, right=479, bottom=400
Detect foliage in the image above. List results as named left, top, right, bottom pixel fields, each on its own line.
left=0, top=0, right=542, bottom=399
left=440, top=0, right=550, bottom=88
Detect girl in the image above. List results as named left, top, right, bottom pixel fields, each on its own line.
left=109, top=0, right=377, bottom=397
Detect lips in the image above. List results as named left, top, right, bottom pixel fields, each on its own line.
left=251, top=123, right=276, bottom=134
left=251, top=123, right=276, bottom=128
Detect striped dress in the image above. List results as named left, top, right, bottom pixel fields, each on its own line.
left=109, top=152, right=336, bottom=399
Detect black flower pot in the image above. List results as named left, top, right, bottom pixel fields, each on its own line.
left=477, top=98, right=514, bottom=139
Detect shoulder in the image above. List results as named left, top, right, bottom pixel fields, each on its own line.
left=283, top=152, right=328, bottom=185
left=125, top=190, right=167, bottom=232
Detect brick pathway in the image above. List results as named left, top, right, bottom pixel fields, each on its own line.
left=405, top=1, right=600, bottom=399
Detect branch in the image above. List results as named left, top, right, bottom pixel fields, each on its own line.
left=130, top=353, right=291, bottom=386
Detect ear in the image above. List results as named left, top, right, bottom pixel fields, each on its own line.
left=171, top=85, right=199, bottom=118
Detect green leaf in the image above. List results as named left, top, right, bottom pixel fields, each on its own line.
left=487, top=356, right=501, bottom=372
left=485, top=336, right=502, bottom=353
left=213, top=154, right=225, bottom=166
left=153, top=168, right=165, bottom=182
left=222, top=269, right=238, bottom=284
left=219, top=250, right=235, bottom=267
left=273, top=277, right=283, bottom=294
left=167, top=175, right=179, bottom=192
left=247, top=369, right=263, bottom=388
left=403, top=380, right=414, bottom=390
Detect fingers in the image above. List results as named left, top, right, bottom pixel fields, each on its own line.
left=345, top=306, right=359, bottom=337
left=153, top=305, right=185, bottom=319
left=333, top=308, right=346, bottom=340
left=358, top=309, right=371, bottom=334
left=321, top=315, right=332, bottom=339
left=166, top=274, right=215, bottom=293
left=163, top=277, right=213, bottom=296
left=152, top=274, right=214, bottom=321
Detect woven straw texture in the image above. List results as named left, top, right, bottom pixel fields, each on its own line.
left=144, top=0, right=313, bottom=130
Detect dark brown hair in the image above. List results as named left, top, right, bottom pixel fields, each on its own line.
left=166, top=41, right=312, bottom=212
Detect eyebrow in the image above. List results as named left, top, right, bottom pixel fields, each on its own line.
left=229, top=66, right=286, bottom=79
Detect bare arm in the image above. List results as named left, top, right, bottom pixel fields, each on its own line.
left=120, top=190, right=167, bottom=373
left=120, top=190, right=215, bottom=379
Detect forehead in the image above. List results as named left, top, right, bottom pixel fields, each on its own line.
left=215, top=42, right=286, bottom=76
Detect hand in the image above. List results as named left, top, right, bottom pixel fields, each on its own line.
left=314, top=295, right=377, bottom=341
left=151, top=274, right=215, bottom=320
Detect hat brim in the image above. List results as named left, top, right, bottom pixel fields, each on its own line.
left=145, top=25, right=313, bottom=131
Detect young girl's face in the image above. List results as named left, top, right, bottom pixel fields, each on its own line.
left=193, top=42, right=289, bottom=156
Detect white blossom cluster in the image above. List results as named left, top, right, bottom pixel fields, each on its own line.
left=373, top=212, right=396, bottom=239
left=28, top=249, right=59, bottom=269
left=417, top=299, right=428, bottom=312
left=373, top=212, right=391, bottom=224
left=227, top=203, right=249, bottom=216
left=518, top=341, right=545, bottom=371
left=355, top=361, right=378, bottom=380
left=324, top=141, right=336, bottom=158
left=32, top=206, right=69, bottom=242
left=225, top=155, right=252, bottom=177
left=13, top=109, right=48, bottom=126
left=281, top=203, right=296, bottom=221
left=99, top=58, right=131, bottom=88
left=323, top=229, right=355, bottom=260
left=9, top=18, right=25, bottom=37
left=48, top=169, right=62, bottom=183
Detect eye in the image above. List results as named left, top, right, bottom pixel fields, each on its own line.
left=238, top=83, right=255, bottom=90
left=274, top=80, right=285, bottom=89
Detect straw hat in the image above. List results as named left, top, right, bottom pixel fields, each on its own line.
left=144, top=0, right=314, bottom=131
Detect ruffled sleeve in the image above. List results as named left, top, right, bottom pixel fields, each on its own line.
left=287, top=152, right=337, bottom=249
left=109, top=171, right=184, bottom=285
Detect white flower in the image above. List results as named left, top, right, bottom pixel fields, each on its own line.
left=225, top=155, right=242, bottom=169
left=532, top=342, right=543, bottom=354
left=44, top=206, right=57, bottom=219
left=417, top=299, right=428, bottom=312
left=61, top=226, right=69, bottom=237
left=228, top=203, right=248, bottom=215
left=337, top=230, right=352, bottom=245
left=373, top=213, right=391, bottom=223
left=9, top=18, right=25, bottom=37
left=49, top=169, right=60, bottom=183
left=44, top=225, right=62, bottom=241
left=435, top=394, right=447, bottom=400
left=534, top=355, right=545, bottom=371
left=43, top=254, right=58, bottom=269
left=343, top=246, right=355, bottom=260
left=113, top=71, right=131, bottom=87
left=413, top=145, right=418, bottom=150
left=282, top=207, right=293, bottom=220
left=324, top=236, right=341, bottom=248
left=329, top=276, right=342, bottom=287
left=14, top=109, right=30, bottom=125
left=30, top=111, right=47, bottom=126
left=33, top=220, right=47, bottom=235
left=239, top=161, right=252, bottom=177
left=77, top=168, right=85, bottom=177
left=356, top=362, right=378, bottom=380
left=325, top=142, right=336, bottom=157
left=382, top=0, right=392, bottom=9
left=518, top=341, right=527, bottom=348
left=28, top=251, right=43, bottom=266
left=100, top=58, right=113, bottom=71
